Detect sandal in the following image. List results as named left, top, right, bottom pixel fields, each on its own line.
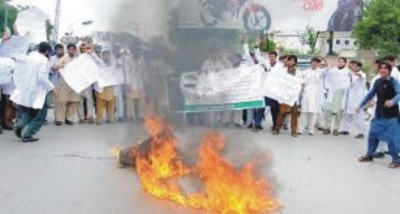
left=388, top=162, right=400, bottom=169
left=358, top=155, right=373, bottom=162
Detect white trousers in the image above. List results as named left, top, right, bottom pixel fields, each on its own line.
left=340, top=112, right=365, bottom=134
left=299, top=112, right=317, bottom=134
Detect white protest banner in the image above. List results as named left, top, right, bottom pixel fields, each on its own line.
left=15, top=8, right=49, bottom=44
left=180, top=65, right=265, bottom=112
left=61, top=54, right=100, bottom=94
left=96, top=66, right=124, bottom=88
left=262, top=70, right=302, bottom=106
left=0, top=57, right=15, bottom=84
left=0, top=36, right=30, bottom=57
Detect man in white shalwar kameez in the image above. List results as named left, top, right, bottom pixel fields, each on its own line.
left=299, top=57, right=323, bottom=135
left=323, top=57, right=351, bottom=136
left=10, top=42, right=55, bottom=143
left=339, top=61, right=367, bottom=138
left=125, top=51, right=148, bottom=121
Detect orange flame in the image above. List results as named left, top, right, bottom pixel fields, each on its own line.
left=135, top=118, right=280, bottom=214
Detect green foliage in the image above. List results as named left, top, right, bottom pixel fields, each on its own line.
left=353, top=0, right=400, bottom=57
left=282, top=48, right=301, bottom=55
left=304, top=26, right=319, bottom=55
left=0, top=3, right=18, bottom=34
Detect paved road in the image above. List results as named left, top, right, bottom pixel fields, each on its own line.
left=1, top=120, right=399, bottom=214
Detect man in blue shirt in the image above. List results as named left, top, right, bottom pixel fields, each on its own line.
left=356, top=62, right=400, bottom=168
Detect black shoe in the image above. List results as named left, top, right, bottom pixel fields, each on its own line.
left=251, top=125, right=263, bottom=132
left=283, top=124, right=288, bottom=130
left=0, top=127, right=3, bottom=135
left=373, top=152, right=385, bottom=158
left=14, top=127, right=22, bottom=138
left=65, top=119, right=74, bottom=126
left=55, top=121, right=62, bottom=126
left=339, top=131, right=350, bottom=135
left=2, top=125, right=13, bottom=130
left=355, top=134, right=364, bottom=139
left=323, top=129, right=331, bottom=135
left=21, top=137, right=39, bottom=143
left=247, top=124, right=254, bottom=129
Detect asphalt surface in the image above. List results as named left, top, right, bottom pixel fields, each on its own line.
left=1, top=117, right=399, bottom=214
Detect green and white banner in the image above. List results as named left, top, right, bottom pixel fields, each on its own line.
left=180, top=65, right=265, bottom=112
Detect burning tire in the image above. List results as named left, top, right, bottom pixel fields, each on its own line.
left=242, top=5, right=271, bottom=31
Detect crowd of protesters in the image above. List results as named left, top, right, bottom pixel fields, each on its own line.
left=1, top=35, right=399, bottom=168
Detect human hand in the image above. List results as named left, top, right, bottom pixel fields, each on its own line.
left=384, top=100, right=394, bottom=108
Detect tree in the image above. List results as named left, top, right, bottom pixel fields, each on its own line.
left=304, top=26, right=319, bottom=55
left=0, top=3, right=18, bottom=34
left=353, top=0, right=400, bottom=56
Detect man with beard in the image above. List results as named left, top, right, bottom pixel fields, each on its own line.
left=339, top=61, right=367, bottom=139
left=54, top=43, right=80, bottom=125
left=49, top=43, right=65, bottom=126
left=323, top=57, right=350, bottom=136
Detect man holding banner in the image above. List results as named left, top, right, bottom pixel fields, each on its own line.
left=271, top=55, right=303, bottom=137
left=54, top=43, right=80, bottom=125
left=49, top=43, right=65, bottom=126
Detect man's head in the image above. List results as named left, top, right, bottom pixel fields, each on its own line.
left=373, top=59, right=381, bottom=74
left=79, top=43, right=86, bottom=53
left=310, top=57, right=321, bottom=70
left=268, top=51, right=278, bottom=65
left=67, top=43, right=77, bottom=57
left=279, top=55, right=288, bottom=66
left=352, top=61, right=362, bottom=72
left=383, top=55, right=396, bottom=66
left=348, top=60, right=357, bottom=70
left=38, top=42, right=51, bottom=58
left=54, top=44, right=64, bottom=58
left=378, top=62, right=392, bottom=79
left=338, top=57, right=348, bottom=69
left=287, top=55, right=298, bottom=69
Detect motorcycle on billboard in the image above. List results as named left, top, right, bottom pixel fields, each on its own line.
left=198, top=0, right=272, bottom=31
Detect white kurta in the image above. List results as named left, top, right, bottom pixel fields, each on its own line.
left=324, top=67, right=351, bottom=110
left=125, top=56, right=148, bottom=93
left=301, top=68, right=323, bottom=113
left=10, top=52, right=54, bottom=109
left=345, top=71, right=367, bottom=114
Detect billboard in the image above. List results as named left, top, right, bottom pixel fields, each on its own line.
left=178, top=0, right=363, bottom=32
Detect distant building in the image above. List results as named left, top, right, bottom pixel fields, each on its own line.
left=317, top=31, right=358, bottom=56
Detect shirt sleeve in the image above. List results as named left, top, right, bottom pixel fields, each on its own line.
left=37, top=60, right=54, bottom=91
left=390, top=78, right=400, bottom=104
left=242, top=43, right=253, bottom=65
left=359, top=80, right=377, bottom=108
left=254, top=48, right=270, bottom=70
